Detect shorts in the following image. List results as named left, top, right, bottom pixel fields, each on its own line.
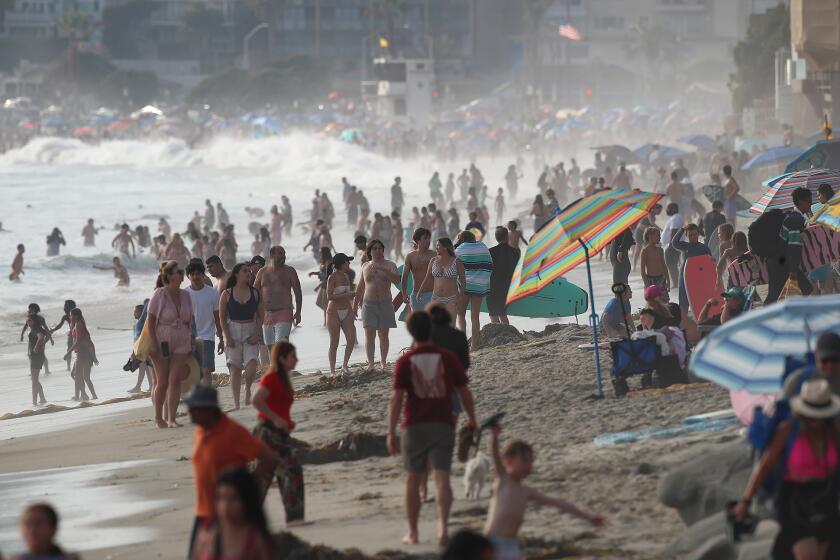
left=809, top=264, right=831, bottom=282
left=486, top=293, right=507, bottom=315
left=199, top=339, right=215, bottom=372
left=451, top=390, right=463, bottom=414
left=410, top=291, right=433, bottom=312
left=263, top=322, right=292, bottom=345
left=401, top=422, right=455, bottom=472
left=29, top=352, right=46, bottom=372
left=490, top=536, right=523, bottom=560
left=225, top=322, right=259, bottom=369
left=361, top=300, right=397, bottom=330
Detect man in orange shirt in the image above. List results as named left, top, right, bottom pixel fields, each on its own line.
left=183, top=385, right=277, bottom=555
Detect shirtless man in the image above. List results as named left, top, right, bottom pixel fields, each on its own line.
left=665, top=171, right=682, bottom=209
left=81, top=219, right=98, bottom=246
left=269, top=204, right=283, bottom=245
left=205, top=255, right=229, bottom=295
left=254, top=245, right=303, bottom=346
left=401, top=228, right=435, bottom=313
left=484, top=425, right=604, bottom=560
left=354, top=239, right=400, bottom=369
left=94, top=256, right=130, bottom=287
left=10, top=244, right=24, bottom=281
left=507, top=221, right=527, bottom=253
left=112, top=224, right=136, bottom=259
left=722, top=164, right=740, bottom=226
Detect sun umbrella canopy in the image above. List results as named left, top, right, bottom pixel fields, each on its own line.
left=633, top=143, right=690, bottom=163
left=678, top=134, right=717, bottom=152
left=785, top=138, right=840, bottom=173
left=591, top=145, right=641, bottom=164
left=690, top=295, right=840, bottom=394
left=750, top=168, right=840, bottom=215
left=506, top=189, right=663, bottom=304
left=741, top=145, right=805, bottom=171
left=810, top=191, right=840, bottom=231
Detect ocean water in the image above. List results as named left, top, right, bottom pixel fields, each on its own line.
left=0, top=134, right=640, bottom=419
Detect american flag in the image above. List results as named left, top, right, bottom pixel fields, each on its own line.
left=558, top=23, right=582, bottom=41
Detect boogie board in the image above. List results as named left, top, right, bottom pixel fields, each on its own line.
left=393, top=266, right=589, bottom=319
left=684, top=255, right=723, bottom=319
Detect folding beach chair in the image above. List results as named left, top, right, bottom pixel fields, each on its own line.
left=610, top=338, right=659, bottom=397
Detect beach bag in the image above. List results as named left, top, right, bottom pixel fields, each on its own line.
left=748, top=209, right=786, bottom=258
left=133, top=321, right=152, bottom=361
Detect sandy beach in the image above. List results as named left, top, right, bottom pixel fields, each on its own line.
left=0, top=316, right=732, bottom=559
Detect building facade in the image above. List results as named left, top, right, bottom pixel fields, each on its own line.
left=1, top=0, right=104, bottom=45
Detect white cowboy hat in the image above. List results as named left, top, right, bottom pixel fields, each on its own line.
left=792, top=379, right=840, bottom=420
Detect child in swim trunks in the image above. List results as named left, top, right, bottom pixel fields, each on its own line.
left=639, top=227, right=669, bottom=295
left=484, top=425, right=604, bottom=560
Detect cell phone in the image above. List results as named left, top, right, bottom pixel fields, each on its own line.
left=160, top=341, right=171, bottom=358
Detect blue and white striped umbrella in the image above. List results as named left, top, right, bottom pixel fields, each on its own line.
left=690, top=295, right=840, bottom=394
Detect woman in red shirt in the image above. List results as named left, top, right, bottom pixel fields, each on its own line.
left=251, top=341, right=304, bottom=525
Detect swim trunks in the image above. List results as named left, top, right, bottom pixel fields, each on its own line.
left=361, top=300, right=397, bottom=330
left=410, top=291, right=433, bottom=312
left=263, top=308, right=293, bottom=344
left=401, top=422, right=455, bottom=472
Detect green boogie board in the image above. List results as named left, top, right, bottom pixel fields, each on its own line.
left=394, top=266, right=589, bottom=319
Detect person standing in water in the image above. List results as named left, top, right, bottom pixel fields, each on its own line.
left=94, top=256, right=130, bottom=287
left=354, top=239, right=400, bottom=370
left=402, top=228, right=436, bottom=314
left=51, top=299, right=77, bottom=372
left=65, top=307, right=98, bottom=401
left=204, top=199, right=215, bottom=231
left=46, top=228, right=66, bottom=257
left=112, top=224, right=136, bottom=259
left=391, top=177, right=405, bottom=215
left=81, top=219, right=98, bottom=246
left=269, top=204, right=283, bottom=246
left=10, top=243, right=25, bottom=281
left=254, top=246, right=302, bottom=347
left=26, top=312, right=49, bottom=406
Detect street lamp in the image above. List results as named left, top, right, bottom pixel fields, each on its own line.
left=242, top=22, right=269, bottom=71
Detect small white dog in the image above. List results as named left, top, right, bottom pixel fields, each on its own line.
left=463, top=450, right=491, bottom=500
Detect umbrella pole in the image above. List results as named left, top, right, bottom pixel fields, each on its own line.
left=578, top=239, right=604, bottom=398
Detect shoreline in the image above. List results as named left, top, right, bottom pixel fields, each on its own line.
left=0, top=324, right=732, bottom=559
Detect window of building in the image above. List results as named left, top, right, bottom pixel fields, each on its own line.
left=592, top=16, right=625, bottom=31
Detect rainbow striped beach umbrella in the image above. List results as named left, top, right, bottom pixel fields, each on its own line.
left=749, top=168, right=840, bottom=215
left=810, top=191, right=840, bottom=232
left=506, top=189, right=664, bottom=304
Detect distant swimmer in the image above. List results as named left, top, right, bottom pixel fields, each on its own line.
left=112, top=224, right=136, bottom=258
left=10, top=243, right=24, bottom=281
left=94, top=256, right=130, bottom=286
left=46, top=227, right=66, bottom=257
left=81, top=218, right=99, bottom=246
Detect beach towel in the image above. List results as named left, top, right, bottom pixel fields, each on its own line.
left=727, top=254, right=769, bottom=287
left=801, top=225, right=840, bottom=272
left=455, top=241, right=493, bottom=296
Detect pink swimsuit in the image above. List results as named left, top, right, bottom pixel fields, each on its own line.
left=785, top=435, right=838, bottom=481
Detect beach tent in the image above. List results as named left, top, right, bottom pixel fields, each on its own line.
left=741, top=145, right=805, bottom=171
left=690, top=295, right=840, bottom=394
left=784, top=138, right=840, bottom=173
left=506, top=189, right=664, bottom=397
left=750, top=168, right=840, bottom=215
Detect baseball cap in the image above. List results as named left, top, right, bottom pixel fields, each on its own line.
left=181, top=384, right=219, bottom=409
left=815, top=332, right=840, bottom=361
left=721, top=287, right=745, bottom=301
left=332, top=253, right=354, bottom=267
left=644, top=285, right=663, bottom=300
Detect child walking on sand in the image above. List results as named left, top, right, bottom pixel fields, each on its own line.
left=639, top=227, right=669, bottom=294
left=484, top=425, right=604, bottom=560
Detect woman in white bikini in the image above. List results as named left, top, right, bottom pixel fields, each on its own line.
left=326, top=253, right=357, bottom=374
left=417, top=237, right=465, bottom=318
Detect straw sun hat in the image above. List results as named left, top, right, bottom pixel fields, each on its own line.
left=792, top=379, right=840, bottom=420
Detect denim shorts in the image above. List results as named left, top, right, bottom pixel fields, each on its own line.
left=200, top=339, right=215, bottom=372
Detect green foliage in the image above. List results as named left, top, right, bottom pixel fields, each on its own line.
left=730, top=3, right=790, bottom=112
left=60, top=12, right=96, bottom=41
left=43, top=50, right=116, bottom=95
left=188, top=55, right=332, bottom=111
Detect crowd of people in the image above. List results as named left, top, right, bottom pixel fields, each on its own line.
left=6, top=141, right=840, bottom=560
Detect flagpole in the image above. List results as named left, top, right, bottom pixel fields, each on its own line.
left=578, top=238, right=603, bottom=398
